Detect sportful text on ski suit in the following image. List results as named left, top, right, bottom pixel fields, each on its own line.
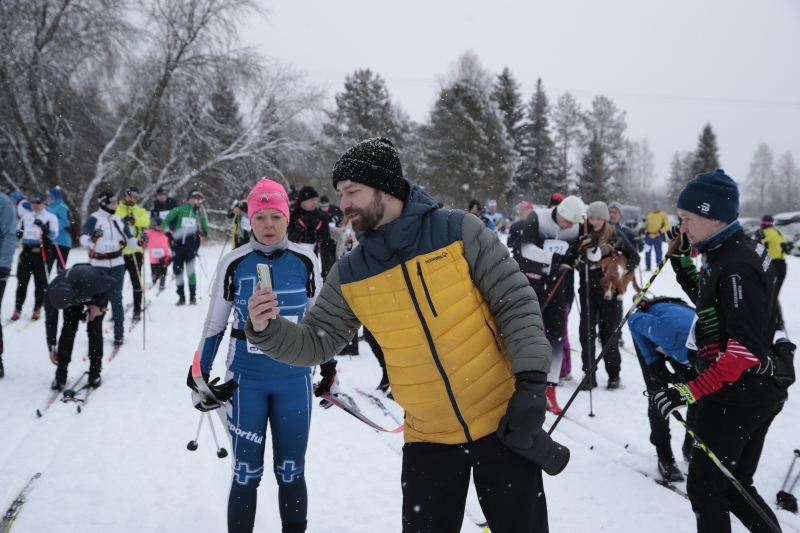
left=199, top=236, right=321, bottom=533
left=518, top=207, right=580, bottom=385
left=79, top=209, right=138, bottom=338
left=162, top=204, right=209, bottom=298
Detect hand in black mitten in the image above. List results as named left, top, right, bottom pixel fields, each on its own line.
left=647, top=358, right=678, bottom=385
left=496, top=371, right=570, bottom=476
left=665, top=224, right=681, bottom=242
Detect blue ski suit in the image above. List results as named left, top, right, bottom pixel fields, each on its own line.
left=199, top=235, right=322, bottom=532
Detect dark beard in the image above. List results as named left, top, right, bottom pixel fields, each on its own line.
left=346, top=190, right=385, bottom=233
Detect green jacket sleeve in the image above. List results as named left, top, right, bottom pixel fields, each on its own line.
left=461, top=213, right=552, bottom=375
left=244, top=263, right=361, bottom=366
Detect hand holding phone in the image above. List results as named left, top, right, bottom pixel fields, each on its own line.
left=256, top=263, right=274, bottom=321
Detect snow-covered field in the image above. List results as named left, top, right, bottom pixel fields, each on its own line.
left=1, top=243, right=798, bottom=532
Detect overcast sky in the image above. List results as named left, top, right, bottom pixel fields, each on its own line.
left=242, top=0, right=800, bottom=194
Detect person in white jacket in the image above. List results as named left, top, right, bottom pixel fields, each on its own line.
left=79, top=191, right=138, bottom=347
left=11, top=193, right=59, bottom=321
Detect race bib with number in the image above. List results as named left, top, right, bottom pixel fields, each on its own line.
left=159, top=210, right=171, bottom=220
left=152, top=248, right=165, bottom=258
left=98, top=242, right=120, bottom=254
left=23, top=228, right=40, bottom=241
left=543, top=239, right=569, bottom=255
left=182, top=217, right=197, bottom=229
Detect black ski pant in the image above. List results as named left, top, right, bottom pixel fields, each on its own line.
left=633, top=344, right=697, bottom=462
left=578, top=284, right=621, bottom=380
left=0, top=273, right=7, bottom=360
left=401, top=433, right=548, bottom=533
left=55, top=305, right=104, bottom=382
left=773, top=259, right=787, bottom=327
left=687, top=399, right=783, bottom=533
left=15, top=245, right=48, bottom=310
left=529, top=274, right=566, bottom=385
left=150, top=258, right=171, bottom=289
left=123, top=252, right=144, bottom=314
left=46, top=244, right=70, bottom=274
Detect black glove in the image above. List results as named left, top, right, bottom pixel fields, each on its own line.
left=186, top=366, right=239, bottom=411
left=665, top=224, right=681, bottom=242
left=647, top=358, right=678, bottom=385
left=496, top=371, right=570, bottom=476
left=781, top=241, right=793, bottom=253
left=125, top=213, right=136, bottom=225
left=91, top=228, right=104, bottom=242
left=314, top=360, right=339, bottom=409
left=34, top=219, right=47, bottom=230
left=15, top=230, right=22, bottom=239
left=650, top=383, right=696, bottom=419
left=672, top=232, right=692, bottom=257
left=576, top=234, right=596, bottom=251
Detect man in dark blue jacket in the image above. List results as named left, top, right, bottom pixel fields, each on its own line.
left=45, top=265, right=118, bottom=390
left=629, top=297, right=698, bottom=482
left=0, top=192, right=17, bottom=378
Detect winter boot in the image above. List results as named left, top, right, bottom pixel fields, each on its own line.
left=0, top=356, right=4, bottom=379
left=51, top=370, right=67, bottom=391
left=189, top=294, right=197, bottom=305
left=658, top=460, right=685, bottom=483
left=282, top=520, right=307, bottom=532
left=176, top=294, right=186, bottom=306
left=31, top=306, right=41, bottom=320
left=88, top=373, right=102, bottom=389
left=132, top=310, right=141, bottom=323
left=607, top=375, right=621, bottom=390
left=580, top=372, right=598, bottom=391
left=545, top=385, right=563, bottom=414
left=114, top=335, right=124, bottom=348
left=10, top=308, right=21, bottom=321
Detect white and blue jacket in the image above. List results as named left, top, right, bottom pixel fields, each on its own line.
left=199, top=236, right=322, bottom=378
left=17, top=209, right=59, bottom=246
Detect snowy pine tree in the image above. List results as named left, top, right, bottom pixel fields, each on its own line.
left=746, top=144, right=774, bottom=214
left=519, top=79, right=557, bottom=203
left=665, top=151, right=695, bottom=208
left=690, top=123, right=721, bottom=176
left=578, top=96, right=626, bottom=202
left=422, top=52, right=517, bottom=209
left=551, top=93, right=582, bottom=197
left=773, top=151, right=799, bottom=212
left=491, top=68, right=527, bottom=202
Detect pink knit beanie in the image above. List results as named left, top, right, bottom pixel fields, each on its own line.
left=247, top=179, right=290, bottom=222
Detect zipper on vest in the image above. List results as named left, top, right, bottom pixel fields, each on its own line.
left=484, top=319, right=503, bottom=354
left=416, top=262, right=438, bottom=317
left=400, top=262, right=472, bottom=442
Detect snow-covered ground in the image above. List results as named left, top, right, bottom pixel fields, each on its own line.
left=1, top=243, right=798, bottom=532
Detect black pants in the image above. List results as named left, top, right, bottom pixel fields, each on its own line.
left=530, top=275, right=566, bottom=385
left=46, top=244, right=70, bottom=274
left=401, top=433, right=548, bottom=533
left=0, top=276, right=7, bottom=358
left=633, top=344, right=697, bottom=462
left=151, top=258, right=171, bottom=288
left=773, top=259, right=787, bottom=327
left=687, top=400, right=783, bottom=533
left=578, top=283, right=621, bottom=379
left=123, top=252, right=144, bottom=313
left=15, top=246, right=48, bottom=310
left=55, top=305, right=104, bottom=381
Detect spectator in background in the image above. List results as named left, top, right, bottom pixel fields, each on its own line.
left=483, top=198, right=507, bottom=232
left=755, top=215, right=789, bottom=330
left=319, top=195, right=344, bottom=227
left=45, top=186, right=72, bottom=273
left=227, top=195, right=250, bottom=249
left=0, top=192, right=16, bottom=378
left=507, top=201, right=533, bottom=262
left=547, top=193, right=564, bottom=208
left=468, top=199, right=495, bottom=231
left=643, top=200, right=670, bottom=271
left=150, top=187, right=179, bottom=221
left=288, top=186, right=336, bottom=280
left=10, top=191, right=26, bottom=219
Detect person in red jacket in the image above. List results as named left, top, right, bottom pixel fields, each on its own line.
left=143, top=218, right=173, bottom=292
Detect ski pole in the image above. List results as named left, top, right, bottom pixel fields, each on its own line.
left=38, top=233, right=50, bottom=284
left=782, top=449, right=800, bottom=491
left=583, top=220, right=594, bottom=418
left=549, top=236, right=681, bottom=435
left=671, top=411, right=782, bottom=533
left=540, top=268, right=568, bottom=313
left=55, top=244, right=67, bottom=270
left=187, top=412, right=204, bottom=451
left=205, top=411, right=228, bottom=458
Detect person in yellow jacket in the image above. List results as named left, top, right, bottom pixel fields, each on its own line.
left=755, top=214, right=791, bottom=329
left=643, top=200, right=670, bottom=270
left=244, top=138, right=570, bottom=532
left=115, top=186, right=150, bottom=321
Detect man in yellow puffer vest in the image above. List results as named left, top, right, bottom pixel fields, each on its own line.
left=245, top=138, right=569, bottom=533
left=643, top=200, right=670, bottom=270
left=755, top=214, right=790, bottom=329
left=115, top=186, right=150, bottom=321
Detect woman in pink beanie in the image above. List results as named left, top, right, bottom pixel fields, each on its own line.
left=190, top=178, right=333, bottom=533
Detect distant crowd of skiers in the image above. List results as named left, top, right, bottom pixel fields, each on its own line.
left=0, top=139, right=794, bottom=532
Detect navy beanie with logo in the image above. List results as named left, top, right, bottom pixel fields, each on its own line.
left=676, top=169, right=739, bottom=223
